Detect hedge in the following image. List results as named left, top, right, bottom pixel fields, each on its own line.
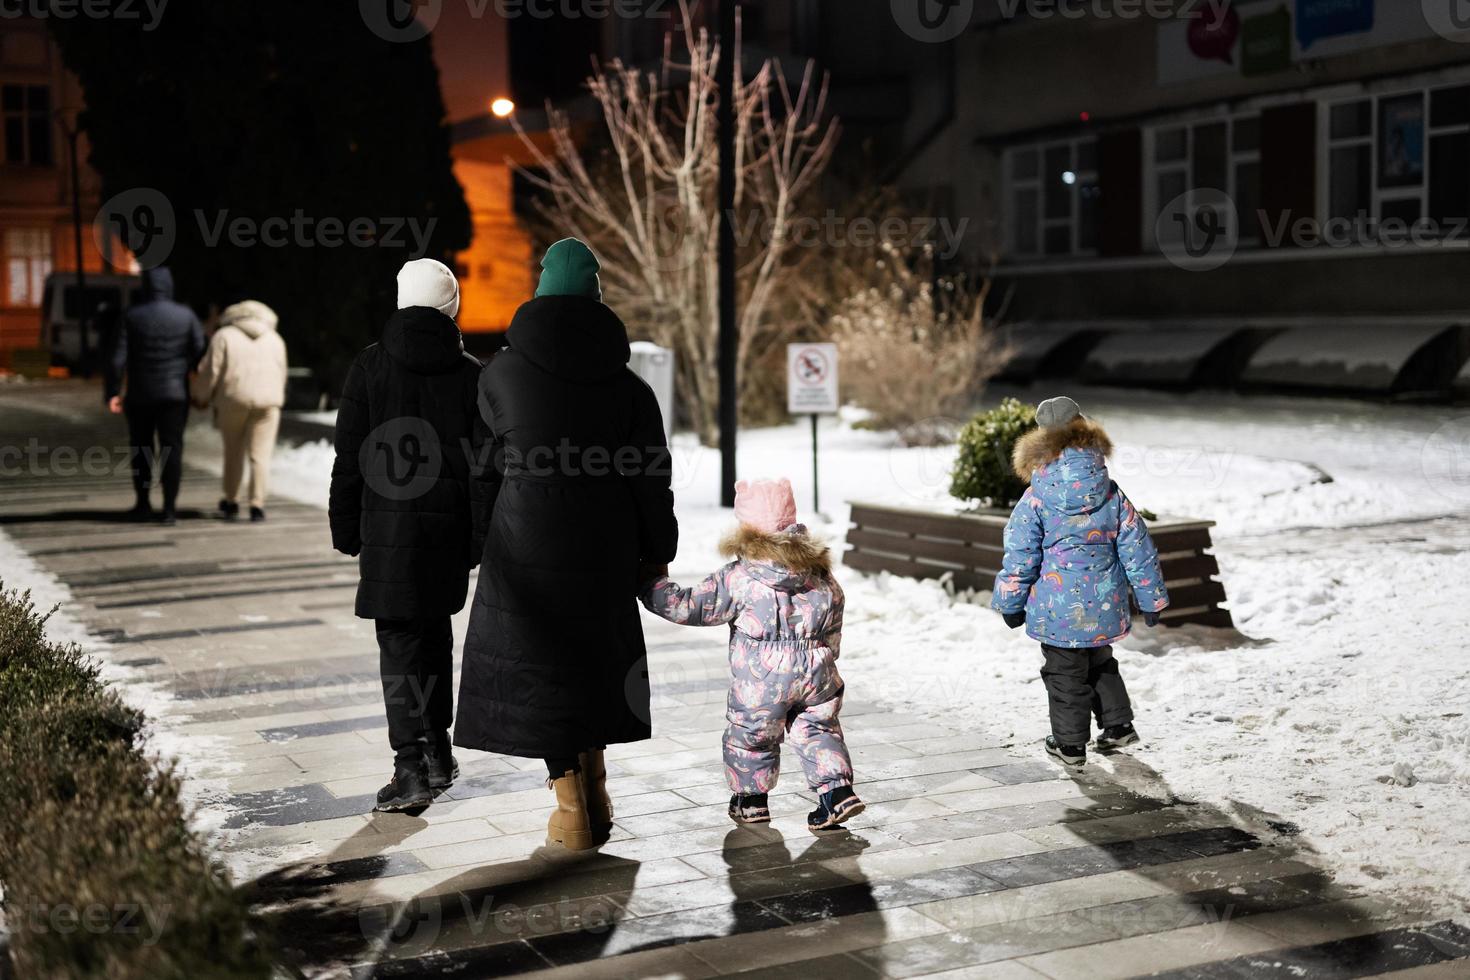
left=949, top=397, right=1037, bottom=508
left=0, top=583, right=271, bottom=979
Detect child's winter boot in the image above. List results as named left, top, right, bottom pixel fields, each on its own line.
left=546, top=770, right=597, bottom=851
left=375, top=758, right=433, bottom=812
left=807, top=786, right=865, bottom=833
left=1045, top=735, right=1086, bottom=768
left=1095, top=724, right=1140, bottom=752
left=579, top=749, right=614, bottom=834
left=728, top=793, right=772, bottom=825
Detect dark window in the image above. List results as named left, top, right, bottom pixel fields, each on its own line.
left=1075, top=140, right=1097, bottom=172
left=1192, top=123, right=1228, bottom=190
left=1429, top=132, right=1469, bottom=233
left=1233, top=116, right=1260, bottom=154
left=1013, top=187, right=1039, bottom=255
left=1012, top=148, right=1038, bottom=181
left=1430, top=85, right=1470, bottom=128
left=1234, top=161, right=1261, bottom=242
left=1329, top=145, right=1371, bottom=220
left=1155, top=127, right=1186, bottom=163
left=1043, top=224, right=1072, bottom=255
left=1, top=84, right=53, bottom=166
left=1043, top=145, right=1072, bottom=220
left=1380, top=198, right=1422, bottom=226
left=1330, top=100, right=1371, bottom=140
left=1077, top=179, right=1100, bottom=251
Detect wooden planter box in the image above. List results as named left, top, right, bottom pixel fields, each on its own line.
left=845, top=501, right=1233, bottom=629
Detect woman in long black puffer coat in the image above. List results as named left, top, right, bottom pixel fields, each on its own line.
left=455, top=239, right=678, bottom=850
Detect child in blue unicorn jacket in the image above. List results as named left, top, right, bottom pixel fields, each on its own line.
left=992, top=396, right=1170, bottom=768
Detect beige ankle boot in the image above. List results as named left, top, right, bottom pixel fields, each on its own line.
left=546, top=770, right=596, bottom=851
left=579, top=749, right=614, bottom=831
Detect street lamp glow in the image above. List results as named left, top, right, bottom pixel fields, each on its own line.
left=1062, top=170, right=1078, bottom=186
left=491, top=98, right=515, bottom=119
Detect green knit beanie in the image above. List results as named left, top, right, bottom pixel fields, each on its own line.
left=535, top=238, right=603, bottom=300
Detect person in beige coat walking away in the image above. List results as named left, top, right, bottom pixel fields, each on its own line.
left=192, top=300, right=288, bottom=522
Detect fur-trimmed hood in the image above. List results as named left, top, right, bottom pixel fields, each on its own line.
left=1013, top=417, right=1116, bottom=517
left=1012, top=417, right=1114, bottom=481
left=720, top=523, right=832, bottom=588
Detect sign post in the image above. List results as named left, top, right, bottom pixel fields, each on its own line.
left=786, top=343, right=839, bottom=517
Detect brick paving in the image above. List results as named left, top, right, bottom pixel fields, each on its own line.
left=2, top=381, right=1467, bottom=979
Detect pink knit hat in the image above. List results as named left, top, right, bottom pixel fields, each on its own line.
left=733, top=478, right=798, bottom=535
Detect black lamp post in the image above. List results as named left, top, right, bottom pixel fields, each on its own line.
left=717, top=0, right=738, bottom=508
left=56, top=112, right=90, bottom=375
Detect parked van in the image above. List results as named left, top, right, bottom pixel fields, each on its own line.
left=41, top=272, right=143, bottom=371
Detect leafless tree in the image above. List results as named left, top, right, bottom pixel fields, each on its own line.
left=512, top=0, right=839, bottom=444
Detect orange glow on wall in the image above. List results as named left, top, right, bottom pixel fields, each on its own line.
left=452, top=157, right=533, bottom=335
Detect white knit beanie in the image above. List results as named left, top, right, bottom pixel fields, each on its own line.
left=396, top=258, right=461, bottom=319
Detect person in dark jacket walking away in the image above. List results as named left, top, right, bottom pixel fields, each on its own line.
left=104, top=267, right=205, bottom=524
left=455, top=239, right=678, bottom=851
left=329, top=258, right=494, bottom=812
left=993, top=396, right=1170, bottom=769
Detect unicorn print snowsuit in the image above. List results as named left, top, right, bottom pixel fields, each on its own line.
left=640, top=525, right=852, bottom=797
left=992, top=418, right=1170, bottom=648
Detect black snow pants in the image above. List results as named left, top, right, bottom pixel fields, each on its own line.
left=375, top=617, right=454, bottom=765
left=125, top=399, right=188, bottom=508
left=1040, top=644, right=1133, bottom=747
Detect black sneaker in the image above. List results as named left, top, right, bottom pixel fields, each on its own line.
left=249, top=506, right=266, bottom=523
left=423, top=740, right=459, bottom=791
left=127, top=500, right=154, bottom=522
left=1095, top=724, right=1140, bottom=752
left=374, top=759, right=433, bottom=812
left=807, top=786, right=865, bottom=833
left=159, top=508, right=178, bottom=527
left=1045, top=735, right=1086, bottom=768
left=219, top=499, right=240, bottom=520
left=728, top=793, right=771, bottom=825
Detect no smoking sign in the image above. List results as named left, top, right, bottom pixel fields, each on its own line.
left=787, top=343, right=839, bottom=415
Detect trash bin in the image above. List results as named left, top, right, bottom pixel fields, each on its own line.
left=629, top=341, right=675, bottom=443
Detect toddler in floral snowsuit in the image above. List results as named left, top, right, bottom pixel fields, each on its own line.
left=640, top=478, right=864, bottom=833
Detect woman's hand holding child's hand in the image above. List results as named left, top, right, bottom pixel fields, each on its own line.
left=637, top=562, right=669, bottom=590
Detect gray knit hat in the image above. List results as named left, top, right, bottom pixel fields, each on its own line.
left=1035, top=396, right=1082, bottom=429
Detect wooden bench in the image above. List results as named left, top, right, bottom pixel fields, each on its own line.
left=845, top=501, right=1233, bottom=629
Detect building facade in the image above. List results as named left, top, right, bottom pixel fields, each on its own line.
left=430, top=4, right=535, bottom=344
left=944, top=1, right=1470, bottom=328
left=0, top=14, right=108, bottom=373
left=785, top=0, right=1470, bottom=393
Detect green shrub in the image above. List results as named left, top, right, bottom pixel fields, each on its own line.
left=949, top=397, right=1037, bottom=508
left=0, top=584, right=271, bottom=979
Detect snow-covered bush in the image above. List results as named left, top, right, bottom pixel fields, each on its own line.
left=949, top=397, right=1037, bottom=507
left=832, top=243, right=1009, bottom=446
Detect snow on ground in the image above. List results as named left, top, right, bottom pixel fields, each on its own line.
left=235, top=385, right=1470, bottom=915
left=0, top=529, right=240, bottom=839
